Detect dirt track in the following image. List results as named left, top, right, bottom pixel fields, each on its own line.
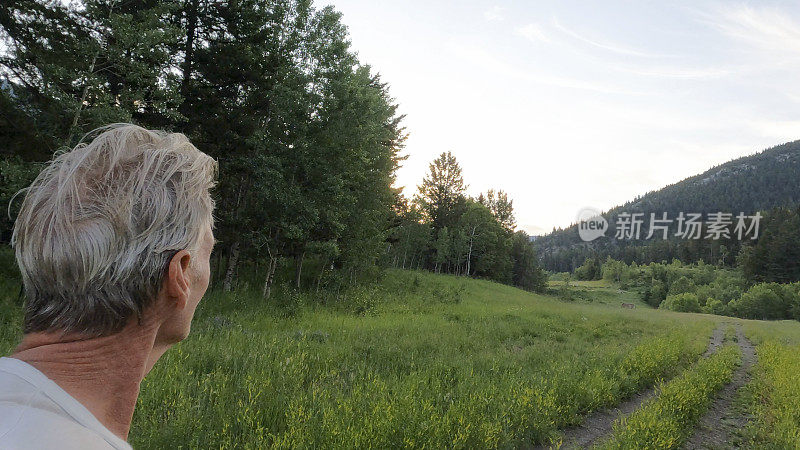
left=538, top=322, right=732, bottom=450
left=682, top=323, right=756, bottom=449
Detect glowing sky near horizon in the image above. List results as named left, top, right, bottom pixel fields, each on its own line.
left=325, top=0, right=800, bottom=235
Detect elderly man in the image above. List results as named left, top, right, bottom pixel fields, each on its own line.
left=0, top=125, right=217, bottom=449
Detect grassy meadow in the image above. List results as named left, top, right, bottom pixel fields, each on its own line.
left=129, top=271, right=717, bottom=448
left=602, top=343, right=741, bottom=449
left=738, top=320, right=800, bottom=447
left=547, top=278, right=649, bottom=308
left=3, top=266, right=800, bottom=448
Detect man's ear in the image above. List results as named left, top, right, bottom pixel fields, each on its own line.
left=166, top=250, right=192, bottom=309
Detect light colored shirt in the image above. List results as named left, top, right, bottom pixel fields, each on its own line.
left=0, top=357, right=132, bottom=449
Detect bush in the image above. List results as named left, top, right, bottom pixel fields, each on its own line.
left=0, top=245, right=19, bottom=280
left=702, top=298, right=727, bottom=316
left=660, top=293, right=701, bottom=313
left=728, top=283, right=790, bottom=320
left=668, top=276, right=695, bottom=296
left=575, top=258, right=602, bottom=280
left=549, top=272, right=571, bottom=282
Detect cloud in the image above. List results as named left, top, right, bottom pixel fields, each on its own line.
left=702, top=5, right=800, bottom=56
left=445, top=40, right=650, bottom=95
left=545, top=18, right=731, bottom=79
left=621, top=66, right=731, bottom=79
left=516, top=23, right=551, bottom=43
left=551, top=17, right=671, bottom=58
left=519, top=224, right=548, bottom=236
left=750, top=120, right=800, bottom=141
left=483, top=6, right=504, bottom=22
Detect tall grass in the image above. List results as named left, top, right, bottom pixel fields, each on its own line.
left=601, top=344, right=741, bottom=449
left=0, top=246, right=22, bottom=355
left=740, top=321, right=800, bottom=447
left=0, top=266, right=719, bottom=448
left=127, top=270, right=713, bottom=448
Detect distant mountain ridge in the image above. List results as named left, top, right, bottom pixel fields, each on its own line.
left=536, top=140, right=800, bottom=272
left=618, top=141, right=800, bottom=215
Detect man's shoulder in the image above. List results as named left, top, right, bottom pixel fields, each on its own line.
left=0, top=358, right=132, bottom=450
left=0, top=403, right=119, bottom=450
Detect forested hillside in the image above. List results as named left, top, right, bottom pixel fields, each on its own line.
left=537, top=140, right=800, bottom=272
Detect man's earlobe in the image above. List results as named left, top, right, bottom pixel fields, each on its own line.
left=166, top=250, right=192, bottom=309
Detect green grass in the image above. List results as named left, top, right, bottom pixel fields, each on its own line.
left=600, top=344, right=741, bottom=450
left=0, top=246, right=23, bottom=355
left=0, top=277, right=22, bottom=356
left=0, top=269, right=725, bottom=448
left=739, top=321, right=800, bottom=447
left=548, top=279, right=649, bottom=308
left=126, top=270, right=715, bottom=448
left=549, top=279, right=610, bottom=288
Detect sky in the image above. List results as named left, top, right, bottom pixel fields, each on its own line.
left=324, top=0, right=800, bottom=235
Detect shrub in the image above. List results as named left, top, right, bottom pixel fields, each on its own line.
left=694, top=284, right=713, bottom=306
left=780, top=282, right=800, bottom=320
left=702, top=298, right=727, bottom=316
left=660, top=293, right=701, bottom=313
left=0, top=245, right=19, bottom=280
left=668, top=276, right=695, bottom=296
left=728, top=283, right=790, bottom=320
left=575, top=258, right=602, bottom=280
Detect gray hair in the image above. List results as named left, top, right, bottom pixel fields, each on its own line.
left=12, top=124, right=217, bottom=336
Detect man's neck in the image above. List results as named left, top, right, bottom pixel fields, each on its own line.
left=11, top=318, right=170, bottom=440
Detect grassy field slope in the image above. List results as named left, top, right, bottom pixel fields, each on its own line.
left=131, top=270, right=716, bottom=448
left=739, top=320, right=800, bottom=447
left=3, top=270, right=798, bottom=448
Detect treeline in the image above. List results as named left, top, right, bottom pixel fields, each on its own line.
left=537, top=141, right=800, bottom=272
left=576, top=256, right=800, bottom=321
left=542, top=204, right=800, bottom=277
left=1, top=0, right=402, bottom=295
left=0, top=0, right=546, bottom=295
left=389, top=152, right=546, bottom=292
left=573, top=206, right=800, bottom=321
left=574, top=206, right=800, bottom=284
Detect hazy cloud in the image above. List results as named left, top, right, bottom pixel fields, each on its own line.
left=516, top=23, right=551, bottom=43
left=483, top=6, right=504, bottom=22
left=703, top=5, right=800, bottom=56
left=446, top=40, right=650, bottom=95
left=551, top=17, right=672, bottom=58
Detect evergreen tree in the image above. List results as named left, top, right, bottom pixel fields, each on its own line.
left=510, top=231, right=546, bottom=292
left=739, top=206, right=800, bottom=284
left=416, top=151, right=467, bottom=232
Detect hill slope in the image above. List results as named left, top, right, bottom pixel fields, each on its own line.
left=536, top=140, right=800, bottom=271
left=0, top=269, right=714, bottom=447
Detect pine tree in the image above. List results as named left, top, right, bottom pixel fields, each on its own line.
left=416, top=151, right=467, bottom=232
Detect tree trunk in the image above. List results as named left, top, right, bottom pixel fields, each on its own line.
left=223, top=241, right=240, bottom=292
left=316, top=258, right=327, bottom=291
left=294, top=251, right=304, bottom=289
left=262, top=256, right=277, bottom=299
left=180, top=0, right=198, bottom=102
left=466, top=225, right=476, bottom=277
left=213, top=251, right=223, bottom=283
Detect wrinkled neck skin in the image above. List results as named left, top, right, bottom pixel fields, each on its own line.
left=11, top=304, right=173, bottom=441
